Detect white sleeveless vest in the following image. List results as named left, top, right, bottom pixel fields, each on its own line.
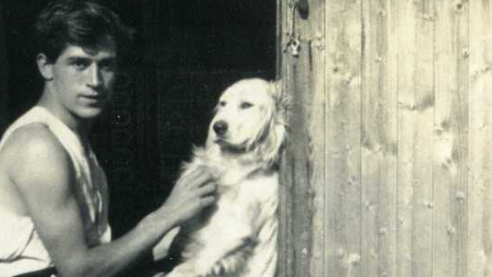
left=0, top=106, right=111, bottom=277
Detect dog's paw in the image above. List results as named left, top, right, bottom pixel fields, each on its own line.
left=194, top=259, right=225, bottom=277
left=199, top=255, right=244, bottom=277
left=194, top=264, right=218, bottom=277
left=210, top=261, right=226, bottom=276
left=198, top=240, right=255, bottom=277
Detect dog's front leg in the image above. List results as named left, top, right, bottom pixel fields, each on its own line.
left=195, top=237, right=256, bottom=277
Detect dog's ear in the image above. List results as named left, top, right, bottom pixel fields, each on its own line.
left=268, top=79, right=283, bottom=103
left=256, top=113, right=287, bottom=167
left=269, top=79, right=290, bottom=121
left=257, top=79, right=289, bottom=166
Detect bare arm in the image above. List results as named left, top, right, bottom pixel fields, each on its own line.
left=5, top=125, right=216, bottom=277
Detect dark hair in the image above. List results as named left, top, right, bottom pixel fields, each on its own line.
left=34, top=0, right=135, bottom=62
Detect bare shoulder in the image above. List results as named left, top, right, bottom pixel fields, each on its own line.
left=2, top=123, right=67, bottom=162
left=2, top=123, right=74, bottom=191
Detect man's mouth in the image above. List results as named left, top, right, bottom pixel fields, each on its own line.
left=80, top=94, right=108, bottom=104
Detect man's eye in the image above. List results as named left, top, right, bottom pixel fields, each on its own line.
left=100, top=61, right=115, bottom=72
left=72, top=60, right=89, bottom=70
left=240, top=102, right=253, bottom=109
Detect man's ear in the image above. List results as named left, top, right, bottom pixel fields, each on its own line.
left=36, top=53, right=54, bottom=81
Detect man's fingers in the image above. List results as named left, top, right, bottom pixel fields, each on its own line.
left=199, top=196, right=216, bottom=208
left=196, top=183, right=216, bottom=196
left=178, top=167, right=213, bottom=188
left=177, top=168, right=203, bottom=186
left=188, top=171, right=214, bottom=188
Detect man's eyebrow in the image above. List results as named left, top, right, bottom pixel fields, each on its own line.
left=65, top=56, right=116, bottom=62
left=66, top=56, right=92, bottom=62
left=98, top=57, right=116, bottom=63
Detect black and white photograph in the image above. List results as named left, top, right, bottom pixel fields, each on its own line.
left=0, top=0, right=491, bottom=277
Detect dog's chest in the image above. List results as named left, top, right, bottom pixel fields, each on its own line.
left=197, top=184, right=256, bottom=240
left=181, top=179, right=257, bottom=252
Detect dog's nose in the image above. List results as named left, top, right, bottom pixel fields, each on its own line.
left=213, top=121, right=228, bottom=136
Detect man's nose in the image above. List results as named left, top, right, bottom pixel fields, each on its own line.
left=87, top=64, right=103, bottom=88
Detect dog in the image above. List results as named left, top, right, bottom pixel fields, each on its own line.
left=163, top=78, right=288, bottom=277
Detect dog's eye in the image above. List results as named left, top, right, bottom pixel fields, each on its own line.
left=240, top=102, right=253, bottom=109
left=219, top=101, right=227, bottom=107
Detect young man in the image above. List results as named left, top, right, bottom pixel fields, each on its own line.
left=0, top=1, right=216, bottom=277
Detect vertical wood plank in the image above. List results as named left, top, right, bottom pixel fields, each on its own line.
left=324, top=0, right=362, bottom=276
left=304, top=0, right=326, bottom=276
left=433, top=1, right=469, bottom=276
left=276, top=0, right=283, bottom=77
left=361, top=0, right=398, bottom=277
left=278, top=0, right=326, bottom=277
left=361, top=1, right=378, bottom=273
left=397, top=1, right=436, bottom=277
left=278, top=3, right=298, bottom=277
left=413, top=1, right=436, bottom=277
left=277, top=1, right=486, bottom=277
left=276, top=2, right=291, bottom=276
left=455, top=2, right=469, bottom=277
left=396, top=0, right=416, bottom=276
left=468, top=0, right=492, bottom=276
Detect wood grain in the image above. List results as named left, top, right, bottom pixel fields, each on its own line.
left=397, top=1, right=436, bottom=276
left=278, top=0, right=491, bottom=276
left=325, top=0, right=362, bottom=276
left=468, top=0, right=492, bottom=276
left=360, top=0, right=398, bottom=276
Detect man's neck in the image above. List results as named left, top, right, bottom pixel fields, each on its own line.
left=37, top=89, right=92, bottom=140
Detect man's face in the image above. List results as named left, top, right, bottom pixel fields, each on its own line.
left=48, top=40, right=117, bottom=120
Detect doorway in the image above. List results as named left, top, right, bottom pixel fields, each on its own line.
left=0, top=0, right=277, bottom=238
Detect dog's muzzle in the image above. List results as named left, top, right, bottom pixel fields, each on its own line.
left=213, top=120, right=228, bottom=137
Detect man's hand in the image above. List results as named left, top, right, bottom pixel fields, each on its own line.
left=157, top=167, right=217, bottom=227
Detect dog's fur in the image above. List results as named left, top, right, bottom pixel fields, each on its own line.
left=165, top=78, right=288, bottom=277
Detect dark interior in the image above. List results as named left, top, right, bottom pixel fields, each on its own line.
left=0, top=0, right=276, bottom=244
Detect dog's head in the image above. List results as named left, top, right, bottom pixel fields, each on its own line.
left=206, top=78, right=288, bottom=167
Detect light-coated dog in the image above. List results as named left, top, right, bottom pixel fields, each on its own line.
left=163, top=78, right=288, bottom=277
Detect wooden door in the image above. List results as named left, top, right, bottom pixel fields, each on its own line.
left=278, top=1, right=492, bottom=276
